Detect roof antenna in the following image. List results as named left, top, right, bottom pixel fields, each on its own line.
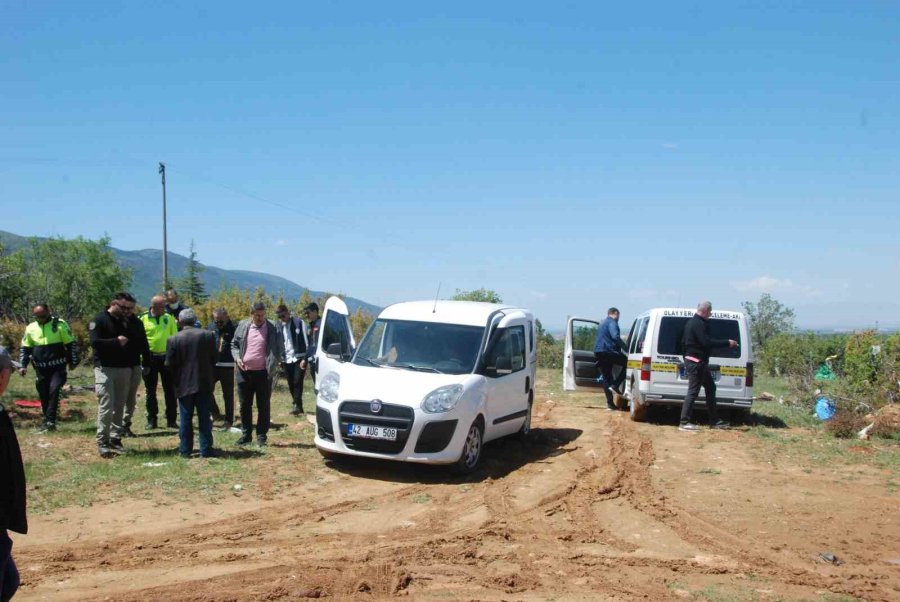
left=432, top=282, right=441, bottom=313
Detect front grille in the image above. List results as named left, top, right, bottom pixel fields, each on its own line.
left=316, top=406, right=334, bottom=441
left=414, top=419, right=458, bottom=453
left=338, top=400, right=414, bottom=454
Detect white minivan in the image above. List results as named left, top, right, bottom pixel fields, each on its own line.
left=314, top=297, right=537, bottom=473
left=564, top=308, right=754, bottom=421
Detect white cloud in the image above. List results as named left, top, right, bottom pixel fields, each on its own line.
left=730, top=276, right=823, bottom=297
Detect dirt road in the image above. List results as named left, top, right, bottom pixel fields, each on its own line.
left=14, top=386, right=900, bottom=601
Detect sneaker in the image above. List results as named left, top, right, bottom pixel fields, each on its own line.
left=109, top=439, right=126, bottom=454
left=257, top=436, right=268, bottom=448
left=236, top=434, right=252, bottom=446
left=98, top=444, right=115, bottom=458
left=710, top=420, right=731, bottom=430
left=605, top=406, right=616, bottom=411
left=678, top=423, right=701, bottom=432
left=200, top=450, right=218, bottom=459
left=290, top=404, right=302, bottom=416
left=121, top=426, right=138, bottom=438
left=37, top=422, right=56, bottom=433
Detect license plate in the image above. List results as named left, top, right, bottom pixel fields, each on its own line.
left=346, top=423, right=398, bottom=440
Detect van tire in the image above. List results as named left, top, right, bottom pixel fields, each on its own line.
left=613, top=391, right=628, bottom=410
left=452, top=418, right=484, bottom=475
left=629, top=392, right=649, bottom=422
left=515, top=392, right=534, bottom=439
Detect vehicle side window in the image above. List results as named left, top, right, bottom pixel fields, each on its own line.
left=625, top=319, right=638, bottom=354
left=484, top=325, right=526, bottom=377
left=635, top=317, right=649, bottom=355
left=322, top=313, right=353, bottom=357
left=527, top=320, right=534, bottom=352
left=570, top=320, right=599, bottom=351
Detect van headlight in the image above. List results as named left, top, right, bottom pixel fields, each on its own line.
left=421, top=384, right=464, bottom=413
left=319, top=372, right=340, bottom=403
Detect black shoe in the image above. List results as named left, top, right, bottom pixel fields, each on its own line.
left=236, top=434, right=252, bottom=446
left=109, top=439, right=126, bottom=454
left=98, top=443, right=115, bottom=458
left=37, top=422, right=57, bottom=433
left=122, top=426, right=138, bottom=438
left=257, top=436, right=268, bottom=448
left=166, top=420, right=178, bottom=429
left=200, top=450, right=218, bottom=458
left=290, top=404, right=302, bottom=416
left=710, top=420, right=731, bottom=430
left=146, top=418, right=158, bottom=430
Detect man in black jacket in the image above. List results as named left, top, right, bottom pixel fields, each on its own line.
left=0, top=347, right=26, bottom=601
left=679, top=301, right=738, bottom=432
left=89, top=292, right=151, bottom=457
left=299, top=302, right=321, bottom=387
left=208, top=308, right=237, bottom=431
left=275, top=304, right=308, bottom=415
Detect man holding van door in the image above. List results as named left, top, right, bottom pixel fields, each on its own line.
left=679, top=301, right=738, bottom=432
left=593, top=307, right=627, bottom=411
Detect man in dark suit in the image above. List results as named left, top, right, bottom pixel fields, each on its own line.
left=275, top=304, right=308, bottom=416
left=165, top=309, right=218, bottom=458
left=0, top=347, right=26, bottom=601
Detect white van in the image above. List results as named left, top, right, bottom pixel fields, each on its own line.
left=314, top=297, right=537, bottom=473
left=564, top=308, right=754, bottom=421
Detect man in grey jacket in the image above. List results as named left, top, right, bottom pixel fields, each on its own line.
left=231, top=302, right=284, bottom=447
left=165, top=309, right=217, bottom=458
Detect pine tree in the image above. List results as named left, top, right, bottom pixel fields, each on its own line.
left=176, top=240, right=207, bottom=304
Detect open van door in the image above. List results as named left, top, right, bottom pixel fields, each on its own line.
left=314, top=296, right=356, bottom=391
left=563, top=317, right=604, bottom=391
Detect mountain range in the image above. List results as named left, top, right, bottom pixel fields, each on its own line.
left=0, top=230, right=380, bottom=316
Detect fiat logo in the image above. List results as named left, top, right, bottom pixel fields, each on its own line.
left=370, top=399, right=383, bottom=414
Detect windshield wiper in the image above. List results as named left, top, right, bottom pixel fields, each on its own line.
left=396, top=364, right=443, bottom=374
left=359, top=357, right=385, bottom=368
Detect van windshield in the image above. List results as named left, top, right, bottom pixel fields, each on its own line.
left=657, top=317, right=742, bottom=359
left=353, top=319, right=485, bottom=375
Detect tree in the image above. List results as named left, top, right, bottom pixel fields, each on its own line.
left=741, top=293, right=795, bottom=351
left=452, top=288, right=503, bottom=303
left=175, top=240, right=207, bottom=305
left=350, top=308, right=375, bottom=341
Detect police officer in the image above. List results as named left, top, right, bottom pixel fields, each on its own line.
left=18, top=303, right=78, bottom=432
left=140, top=295, right=178, bottom=430
left=165, top=289, right=189, bottom=330
left=299, top=302, right=320, bottom=387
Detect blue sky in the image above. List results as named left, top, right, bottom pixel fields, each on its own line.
left=2, top=2, right=897, bottom=330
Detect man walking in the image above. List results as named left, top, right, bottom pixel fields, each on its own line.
left=89, top=292, right=150, bottom=458
left=593, top=307, right=627, bottom=411
left=231, top=302, right=283, bottom=447
left=299, top=302, right=320, bottom=388
left=165, top=309, right=217, bottom=458
left=1, top=347, right=27, bottom=602
left=18, top=303, right=78, bottom=432
left=208, top=308, right=237, bottom=431
left=276, top=304, right=308, bottom=416
left=140, top=295, right=178, bottom=430
left=679, top=301, right=738, bottom=432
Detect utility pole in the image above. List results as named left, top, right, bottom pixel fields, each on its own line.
left=159, top=162, right=168, bottom=289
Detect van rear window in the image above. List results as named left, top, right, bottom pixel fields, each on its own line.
left=657, top=317, right=741, bottom=359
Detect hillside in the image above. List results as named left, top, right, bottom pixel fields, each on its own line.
left=0, top=230, right=380, bottom=315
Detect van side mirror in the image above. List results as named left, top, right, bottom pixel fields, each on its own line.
left=326, top=342, right=343, bottom=359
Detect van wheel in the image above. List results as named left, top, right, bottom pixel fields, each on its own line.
left=629, top=392, right=648, bottom=422
left=452, top=419, right=484, bottom=474
left=515, top=392, right=534, bottom=439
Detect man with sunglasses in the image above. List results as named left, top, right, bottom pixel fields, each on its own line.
left=89, top=292, right=150, bottom=458
left=17, top=303, right=78, bottom=432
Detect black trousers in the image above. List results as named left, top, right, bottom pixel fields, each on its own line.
left=210, top=367, right=235, bottom=423
left=594, top=352, right=626, bottom=407
left=144, top=354, right=176, bottom=424
left=283, top=361, right=307, bottom=411
left=680, top=360, right=719, bottom=425
left=35, top=366, right=67, bottom=425
left=237, top=369, right=271, bottom=437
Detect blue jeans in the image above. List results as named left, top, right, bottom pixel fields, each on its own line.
left=0, top=530, right=19, bottom=602
left=178, top=392, right=213, bottom=457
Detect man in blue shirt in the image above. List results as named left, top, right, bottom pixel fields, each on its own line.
left=593, top=307, right=627, bottom=410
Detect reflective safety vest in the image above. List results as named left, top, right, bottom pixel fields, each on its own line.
left=20, top=317, right=77, bottom=369
left=140, top=312, right=177, bottom=354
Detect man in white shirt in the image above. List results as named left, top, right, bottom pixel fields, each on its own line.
left=275, top=304, right=309, bottom=416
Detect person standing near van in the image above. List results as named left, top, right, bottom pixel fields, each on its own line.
left=275, top=304, right=308, bottom=416
left=299, top=302, right=320, bottom=386
left=231, top=302, right=283, bottom=447
left=140, top=295, right=178, bottom=430
left=679, top=301, right=738, bottom=432
left=0, top=347, right=26, bottom=602
left=593, top=307, right=627, bottom=410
